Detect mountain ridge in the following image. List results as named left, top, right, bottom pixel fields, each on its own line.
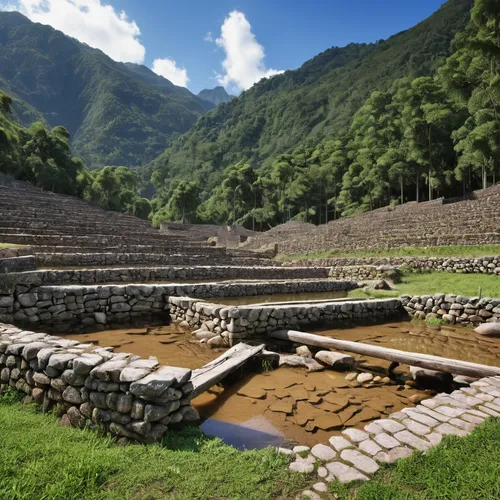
left=0, top=11, right=212, bottom=167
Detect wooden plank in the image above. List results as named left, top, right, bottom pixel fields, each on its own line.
left=270, top=329, right=500, bottom=378
left=187, top=342, right=265, bottom=399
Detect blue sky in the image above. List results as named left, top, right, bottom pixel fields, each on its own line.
left=3, top=0, right=448, bottom=94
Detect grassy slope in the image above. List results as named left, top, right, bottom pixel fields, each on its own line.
left=330, top=418, right=500, bottom=500
left=278, top=244, right=500, bottom=261
left=349, top=271, right=500, bottom=299
left=0, top=391, right=308, bottom=500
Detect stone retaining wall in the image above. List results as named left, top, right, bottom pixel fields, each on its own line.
left=286, top=256, right=500, bottom=275
left=0, top=280, right=356, bottom=332
left=0, top=265, right=330, bottom=293
left=34, top=252, right=275, bottom=268
left=0, top=256, right=37, bottom=274
left=327, top=266, right=384, bottom=281
left=402, top=294, right=500, bottom=325
left=0, top=323, right=198, bottom=443
left=168, top=297, right=403, bottom=344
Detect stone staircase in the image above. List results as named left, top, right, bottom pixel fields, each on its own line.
left=0, top=176, right=276, bottom=273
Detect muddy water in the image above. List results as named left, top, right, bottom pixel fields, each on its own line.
left=207, top=290, right=348, bottom=306
left=63, top=321, right=500, bottom=450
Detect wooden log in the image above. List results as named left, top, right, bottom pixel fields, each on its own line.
left=186, top=342, right=265, bottom=399
left=270, top=329, right=500, bottom=378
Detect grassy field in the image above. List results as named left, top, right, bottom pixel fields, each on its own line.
left=0, top=390, right=308, bottom=500
left=277, top=244, right=500, bottom=261
left=349, top=270, right=500, bottom=299
left=330, top=418, right=500, bottom=500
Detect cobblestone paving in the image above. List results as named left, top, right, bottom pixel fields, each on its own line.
left=281, top=376, right=500, bottom=498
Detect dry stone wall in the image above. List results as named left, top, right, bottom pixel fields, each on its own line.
left=286, top=256, right=500, bottom=275
left=327, top=266, right=384, bottom=281
left=0, top=323, right=198, bottom=443
left=0, top=265, right=330, bottom=293
left=168, top=297, right=403, bottom=344
left=402, top=294, right=500, bottom=325
left=0, top=280, right=356, bottom=332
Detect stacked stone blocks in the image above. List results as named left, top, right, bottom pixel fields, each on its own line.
left=0, top=323, right=198, bottom=443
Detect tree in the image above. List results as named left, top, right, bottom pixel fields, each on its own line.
left=0, top=91, right=12, bottom=115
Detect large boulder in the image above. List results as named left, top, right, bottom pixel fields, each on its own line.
left=474, top=322, right=500, bottom=337
left=315, top=350, right=355, bottom=370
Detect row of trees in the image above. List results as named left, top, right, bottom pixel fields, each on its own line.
left=151, top=0, right=500, bottom=228
left=0, top=94, right=151, bottom=219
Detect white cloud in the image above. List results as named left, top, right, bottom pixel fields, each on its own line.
left=0, top=3, right=17, bottom=11
left=152, top=58, right=189, bottom=87
left=204, top=31, right=213, bottom=42
left=215, top=10, right=283, bottom=91
left=8, top=0, right=145, bottom=63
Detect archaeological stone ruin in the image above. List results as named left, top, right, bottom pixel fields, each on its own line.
left=1, top=174, right=500, bottom=493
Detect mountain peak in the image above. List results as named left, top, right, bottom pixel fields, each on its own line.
left=197, top=86, right=235, bottom=105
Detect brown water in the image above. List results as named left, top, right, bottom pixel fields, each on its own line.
left=63, top=321, right=500, bottom=449
left=207, top=290, right=347, bottom=306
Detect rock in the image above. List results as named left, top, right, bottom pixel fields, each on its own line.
left=341, top=448, right=379, bottom=474
left=73, top=354, right=104, bottom=375
left=289, top=461, right=314, bottom=473
left=18, top=293, right=37, bottom=307
left=48, top=353, right=77, bottom=371
left=207, top=335, right=226, bottom=348
left=269, top=403, right=293, bottom=414
left=315, top=350, right=355, bottom=369
left=296, top=345, right=312, bottom=358
left=372, top=279, right=391, bottom=290
left=194, top=330, right=217, bottom=340
left=410, top=366, right=453, bottom=388
left=90, top=358, right=130, bottom=382
left=67, top=406, right=85, bottom=428
left=177, top=405, right=200, bottom=422
left=474, top=323, right=500, bottom=337
left=119, top=358, right=159, bottom=383
left=144, top=401, right=181, bottom=422
left=325, top=462, right=368, bottom=484
left=287, top=385, right=309, bottom=401
left=237, top=387, right=267, bottom=400
left=310, top=443, right=336, bottom=461
left=357, top=372, right=374, bottom=384
left=278, top=355, right=324, bottom=372
left=345, top=372, right=358, bottom=381
left=129, top=366, right=191, bottom=401
left=62, top=386, right=83, bottom=404
left=342, top=428, right=369, bottom=443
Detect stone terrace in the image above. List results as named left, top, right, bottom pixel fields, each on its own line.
left=0, top=175, right=273, bottom=268
left=243, top=184, right=500, bottom=255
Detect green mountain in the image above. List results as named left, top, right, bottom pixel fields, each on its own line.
left=150, top=0, right=474, bottom=191
left=198, top=86, right=235, bottom=105
left=0, top=12, right=214, bottom=167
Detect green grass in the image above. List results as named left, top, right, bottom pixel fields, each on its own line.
left=0, top=243, right=23, bottom=249
left=0, top=390, right=308, bottom=500
left=330, top=418, right=500, bottom=500
left=348, top=271, right=500, bottom=299
left=277, top=244, right=500, bottom=261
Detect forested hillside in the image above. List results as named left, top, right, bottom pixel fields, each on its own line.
left=0, top=12, right=213, bottom=167
left=0, top=89, right=151, bottom=219
left=150, top=0, right=474, bottom=194
left=150, top=0, right=500, bottom=230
